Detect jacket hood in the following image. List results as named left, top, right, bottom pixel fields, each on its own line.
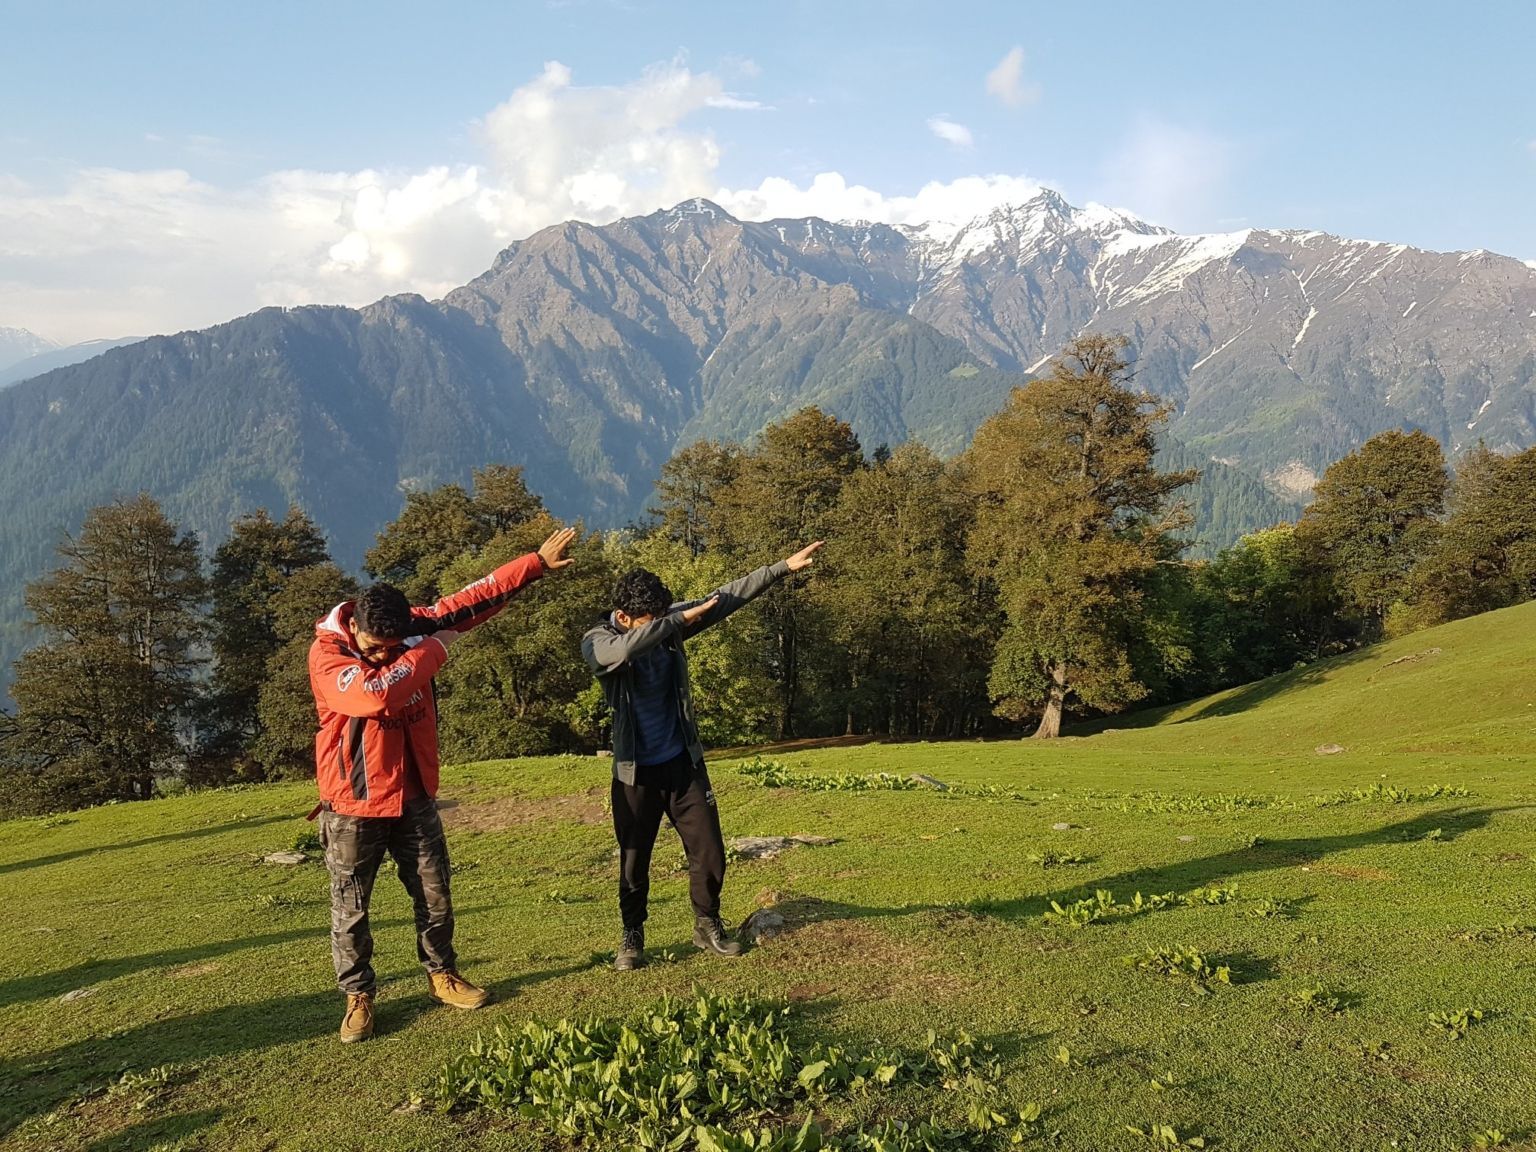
left=316, top=601, right=356, bottom=643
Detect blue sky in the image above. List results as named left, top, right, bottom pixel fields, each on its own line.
left=2, top=0, right=1532, bottom=342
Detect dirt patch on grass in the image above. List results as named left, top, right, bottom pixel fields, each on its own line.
left=168, top=961, right=220, bottom=978
left=440, top=790, right=607, bottom=833
left=750, top=897, right=964, bottom=999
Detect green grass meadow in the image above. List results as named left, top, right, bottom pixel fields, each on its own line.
left=5, top=603, right=1536, bottom=1150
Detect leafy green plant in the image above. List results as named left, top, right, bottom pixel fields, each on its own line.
left=1026, top=849, right=1089, bottom=868
left=1427, top=1007, right=1486, bottom=1038
left=737, top=758, right=919, bottom=794
left=1124, top=1121, right=1207, bottom=1147
left=1353, top=1039, right=1393, bottom=1062
left=1471, top=1130, right=1508, bottom=1149
left=539, top=889, right=594, bottom=905
left=103, top=1064, right=184, bottom=1112
left=1287, top=984, right=1347, bottom=1015
left=1043, top=887, right=1229, bottom=928
left=1113, top=791, right=1283, bottom=814
left=1183, top=886, right=1238, bottom=906
left=1245, top=898, right=1297, bottom=920
left=430, top=989, right=1039, bottom=1150
left=1311, top=783, right=1470, bottom=807
left=1125, top=946, right=1233, bottom=993
left=1045, top=890, right=1120, bottom=928
left=289, top=828, right=321, bottom=853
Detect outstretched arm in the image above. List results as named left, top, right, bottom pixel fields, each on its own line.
left=411, top=527, right=576, bottom=634
left=676, top=541, right=824, bottom=638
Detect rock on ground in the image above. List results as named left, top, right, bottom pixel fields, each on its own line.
left=728, top=835, right=838, bottom=860
left=740, top=909, right=789, bottom=942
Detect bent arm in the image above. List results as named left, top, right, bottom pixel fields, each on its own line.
left=411, top=552, right=546, bottom=635
left=675, top=560, right=791, bottom=638
left=582, top=615, right=683, bottom=673
left=310, top=637, right=447, bottom=718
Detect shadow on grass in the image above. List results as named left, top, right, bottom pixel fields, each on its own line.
left=743, top=807, right=1522, bottom=931
left=0, top=925, right=327, bottom=1011
left=0, top=814, right=292, bottom=877
left=0, top=959, right=587, bottom=1140
left=3, top=901, right=507, bottom=1010
left=79, top=1108, right=223, bottom=1152
left=1074, top=644, right=1379, bottom=733
left=1169, top=644, right=1379, bottom=725
left=967, top=804, right=1519, bottom=923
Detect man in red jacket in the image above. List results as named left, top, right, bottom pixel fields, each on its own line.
left=308, top=526, right=576, bottom=1043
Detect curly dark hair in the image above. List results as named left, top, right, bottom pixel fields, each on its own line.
left=613, top=569, right=673, bottom=619
left=353, top=582, right=412, bottom=639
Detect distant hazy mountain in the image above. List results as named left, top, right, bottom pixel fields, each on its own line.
left=0, top=337, right=145, bottom=388
left=0, top=327, right=57, bottom=375
left=3, top=191, right=1531, bottom=680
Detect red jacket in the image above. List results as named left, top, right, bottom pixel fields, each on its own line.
left=308, top=553, right=547, bottom=817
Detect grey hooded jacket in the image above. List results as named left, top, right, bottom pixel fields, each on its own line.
left=581, top=560, right=791, bottom=784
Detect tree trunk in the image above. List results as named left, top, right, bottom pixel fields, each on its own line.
left=1032, top=662, right=1067, bottom=739
left=778, top=626, right=796, bottom=739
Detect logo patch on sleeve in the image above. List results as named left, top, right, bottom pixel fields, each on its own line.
left=336, top=666, right=360, bottom=692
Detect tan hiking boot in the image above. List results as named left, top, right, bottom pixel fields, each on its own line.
left=339, top=992, right=374, bottom=1043
left=427, top=969, right=491, bottom=1010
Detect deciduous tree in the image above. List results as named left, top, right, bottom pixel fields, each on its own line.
left=1297, top=429, right=1447, bottom=633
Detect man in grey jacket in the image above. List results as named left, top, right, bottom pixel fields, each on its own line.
left=581, top=541, right=824, bottom=970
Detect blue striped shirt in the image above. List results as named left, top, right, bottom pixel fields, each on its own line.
left=629, top=637, right=685, bottom=768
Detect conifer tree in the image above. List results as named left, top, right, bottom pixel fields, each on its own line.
left=963, top=335, right=1195, bottom=738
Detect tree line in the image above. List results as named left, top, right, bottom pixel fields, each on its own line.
left=2, top=335, right=1531, bottom=815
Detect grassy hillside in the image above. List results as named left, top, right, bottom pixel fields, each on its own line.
left=4, top=604, right=1536, bottom=1150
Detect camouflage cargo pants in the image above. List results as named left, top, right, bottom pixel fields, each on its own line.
left=320, top=795, right=456, bottom=995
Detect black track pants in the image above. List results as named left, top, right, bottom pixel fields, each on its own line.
left=611, top=755, right=726, bottom=930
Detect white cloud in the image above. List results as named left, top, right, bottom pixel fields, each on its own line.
left=926, top=116, right=974, bottom=149
left=0, top=59, right=737, bottom=342
left=706, top=95, right=774, bottom=111
left=0, top=59, right=1057, bottom=343
left=1098, top=117, right=1229, bottom=233
left=985, top=46, right=1041, bottom=108
left=715, top=172, right=1046, bottom=229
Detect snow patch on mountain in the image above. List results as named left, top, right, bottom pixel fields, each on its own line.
left=1098, top=230, right=1252, bottom=304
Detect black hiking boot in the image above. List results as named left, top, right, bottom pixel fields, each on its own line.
left=614, top=927, right=646, bottom=971
left=693, top=916, right=744, bottom=957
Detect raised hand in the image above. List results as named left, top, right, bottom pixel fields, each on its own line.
left=784, top=540, right=825, bottom=572
left=538, top=526, right=579, bottom=570
left=680, top=596, right=720, bottom=625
